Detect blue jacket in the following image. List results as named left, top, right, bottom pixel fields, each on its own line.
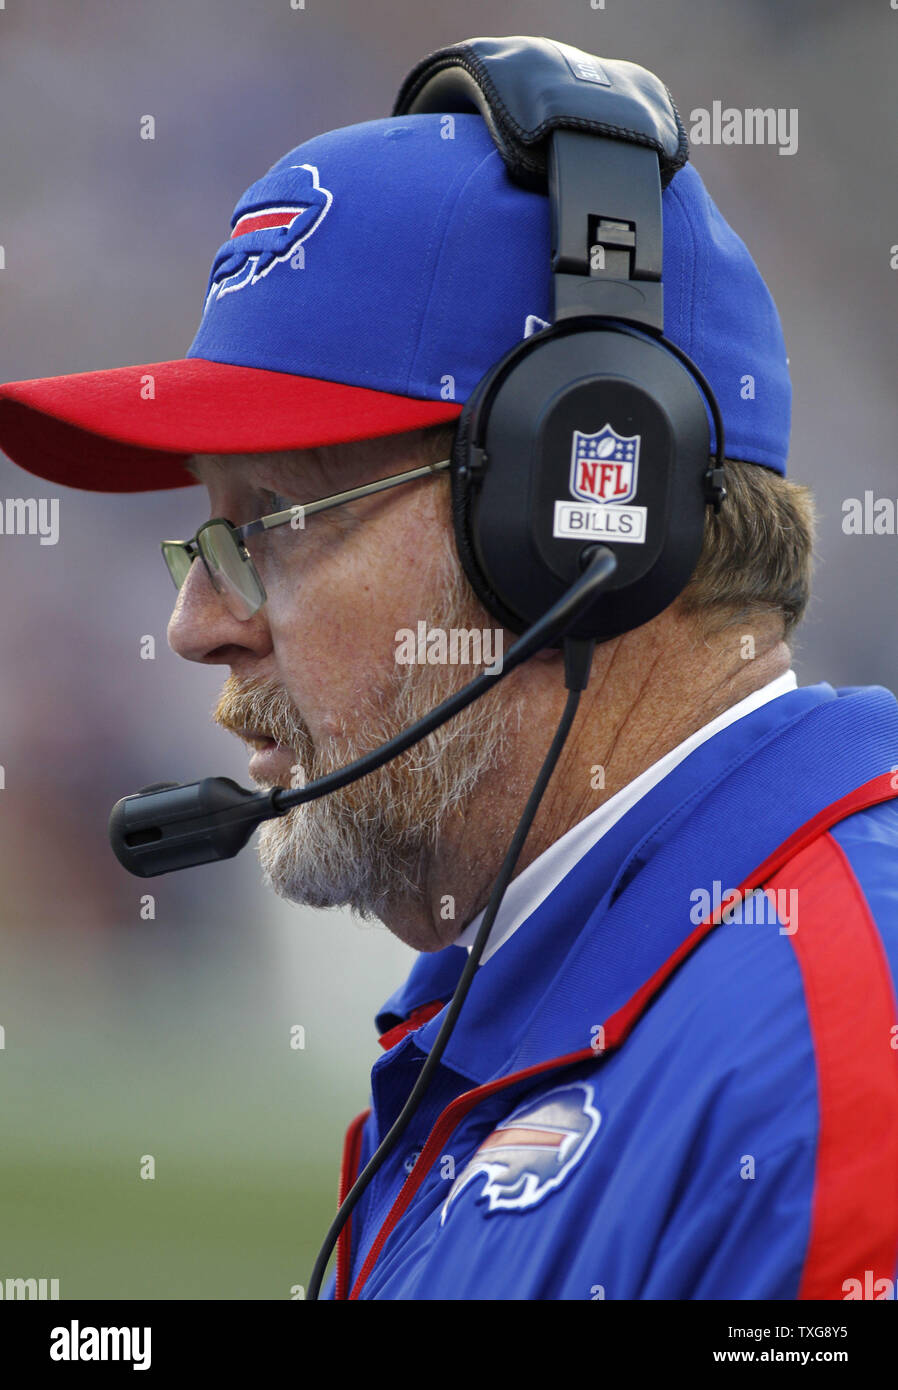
left=324, top=681, right=898, bottom=1300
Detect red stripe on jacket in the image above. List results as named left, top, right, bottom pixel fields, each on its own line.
left=335, top=1107, right=371, bottom=1301
left=767, top=832, right=898, bottom=1299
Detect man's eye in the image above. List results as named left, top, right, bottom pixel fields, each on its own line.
left=263, top=491, right=292, bottom=513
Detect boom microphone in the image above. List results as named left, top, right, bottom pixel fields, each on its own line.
left=108, top=546, right=617, bottom=878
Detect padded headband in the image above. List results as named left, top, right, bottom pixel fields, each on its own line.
left=393, top=35, right=689, bottom=191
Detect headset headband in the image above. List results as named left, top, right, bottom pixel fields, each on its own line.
left=393, top=36, right=689, bottom=330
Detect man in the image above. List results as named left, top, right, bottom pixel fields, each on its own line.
left=1, top=68, right=897, bottom=1301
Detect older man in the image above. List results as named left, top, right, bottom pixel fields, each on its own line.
left=2, top=47, right=897, bottom=1302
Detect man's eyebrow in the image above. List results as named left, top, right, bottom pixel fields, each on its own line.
left=180, top=450, right=339, bottom=498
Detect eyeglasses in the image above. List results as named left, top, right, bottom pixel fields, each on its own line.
left=162, top=457, right=451, bottom=620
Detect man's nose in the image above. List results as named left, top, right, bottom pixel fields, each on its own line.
left=167, top=554, right=272, bottom=664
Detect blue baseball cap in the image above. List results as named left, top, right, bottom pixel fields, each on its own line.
left=0, top=112, right=790, bottom=491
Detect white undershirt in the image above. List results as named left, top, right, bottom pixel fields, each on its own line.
left=455, top=669, right=798, bottom=965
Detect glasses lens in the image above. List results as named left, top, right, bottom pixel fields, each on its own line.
left=198, top=521, right=266, bottom=620
left=162, top=542, right=194, bottom=590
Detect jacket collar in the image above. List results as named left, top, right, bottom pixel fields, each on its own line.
left=374, top=682, right=898, bottom=1087
left=454, top=670, right=798, bottom=963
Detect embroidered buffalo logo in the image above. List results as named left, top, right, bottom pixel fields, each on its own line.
left=440, top=1081, right=601, bottom=1223
left=569, top=425, right=640, bottom=504
left=203, top=163, right=333, bottom=312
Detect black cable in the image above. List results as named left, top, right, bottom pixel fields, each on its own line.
left=271, top=549, right=616, bottom=815
left=307, top=634, right=596, bottom=1300
left=109, top=549, right=617, bottom=883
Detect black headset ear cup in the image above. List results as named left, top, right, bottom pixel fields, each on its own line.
left=450, top=391, right=525, bottom=633
left=451, top=320, right=712, bottom=644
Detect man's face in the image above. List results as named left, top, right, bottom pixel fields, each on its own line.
left=166, top=430, right=516, bottom=937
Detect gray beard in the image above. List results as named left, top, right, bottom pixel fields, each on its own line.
left=216, top=548, right=517, bottom=920
left=257, top=660, right=516, bottom=919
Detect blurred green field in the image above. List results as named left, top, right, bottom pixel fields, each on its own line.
left=2, top=1154, right=335, bottom=1299
left=0, top=910, right=413, bottom=1300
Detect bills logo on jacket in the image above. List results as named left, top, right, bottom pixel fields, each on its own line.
left=440, top=1081, right=601, bottom=1222
left=204, top=163, right=333, bottom=312
left=553, top=424, right=648, bottom=544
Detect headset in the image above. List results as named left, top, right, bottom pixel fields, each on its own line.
left=107, top=36, right=726, bottom=1298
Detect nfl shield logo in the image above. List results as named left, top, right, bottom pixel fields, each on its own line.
left=570, top=425, right=640, bottom=505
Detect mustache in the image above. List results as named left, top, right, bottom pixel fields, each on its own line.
left=213, top=674, right=312, bottom=757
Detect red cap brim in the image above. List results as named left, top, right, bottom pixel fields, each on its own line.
left=0, top=358, right=464, bottom=492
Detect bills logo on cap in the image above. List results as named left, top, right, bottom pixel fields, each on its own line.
left=440, top=1081, right=601, bottom=1222
left=204, top=163, right=333, bottom=312
left=553, top=423, right=648, bottom=544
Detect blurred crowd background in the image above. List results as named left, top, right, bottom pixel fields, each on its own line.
left=1, top=0, right=895, bottom=1297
